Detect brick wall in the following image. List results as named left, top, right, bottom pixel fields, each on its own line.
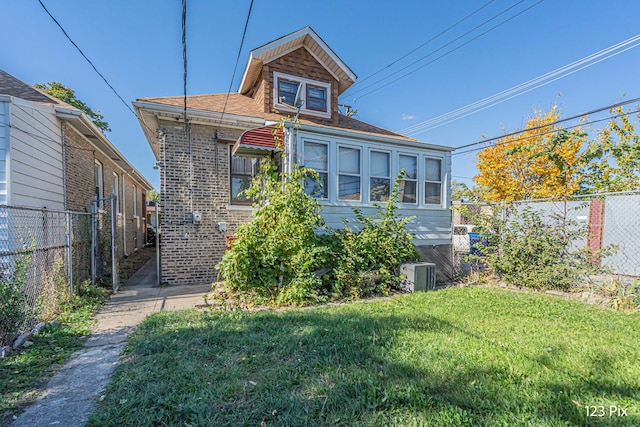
left=261, top=47, right=339, bottom=126
left=63, top=122, right=147, bottom=260
left=159, top=121, right=253, bottom=286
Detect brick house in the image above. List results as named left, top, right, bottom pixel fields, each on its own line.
left=134, top=27, right=454, bottom=286
left=0, top=69, right=153, bottom=259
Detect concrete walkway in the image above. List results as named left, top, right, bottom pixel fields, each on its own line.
left=12, top=257, right=212, bottom=427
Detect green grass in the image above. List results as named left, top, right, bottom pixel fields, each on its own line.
left=0, top=287, right=109, bottom=424
left=88, top=287, right=640, bottom=426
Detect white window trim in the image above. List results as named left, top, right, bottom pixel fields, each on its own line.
left=423, top=155, right=445, bottom=208
left=398, top=152, right=419, bottom=206
left=337, top=144, right=362, bottom=203
left=273, top=71, right=331, bottom=119
left=113, top=172, right=121, bottom=215
left=302, top=140, right=330, bottom=200
left=368, top=149, right=391, bottom=203
left=133, top=184, right=138, bottom=218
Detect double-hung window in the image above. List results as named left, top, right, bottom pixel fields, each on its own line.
left=306, top=84, right=327, bottom=112
left=424, top=157, right=442, bottom=205
left=303, top=141, right=328, bottom=199
left=94, top=160, right=104, bottom=209
left=113, top=173, right=120, bottom=213
left=338, top=146, right=361, bottom=201
left=370, top=150, right=390, bottom=202
left=278, top=79, right=299, bottom=105
left=231, top=155, right=261, bottom=204
left=399, top=154, right=417, bottom=204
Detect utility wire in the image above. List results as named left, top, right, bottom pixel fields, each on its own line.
left=38, top=0, right=135, bottom=119
left=451, top=100, right=640, bottom=156
left=219, top=0, right=255, bottom=125
left=341, top=0, right=495, bottom=96
left=347, top=0, right=540, bottom=100
left=401, top=34, right=640, bottom=136
left=453, top=108, right=640, bottom=157
left=37, top=0, right=156, bottom=135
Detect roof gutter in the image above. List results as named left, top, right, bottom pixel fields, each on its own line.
left=54, top=105, right=154, bottom=190
left=290, top=122, right=456, bottom=152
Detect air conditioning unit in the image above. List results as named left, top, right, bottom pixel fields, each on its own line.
left=399, top=262, right=436, bottom=292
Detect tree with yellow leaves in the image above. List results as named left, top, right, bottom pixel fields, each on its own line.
left=474, top=106, right=586, bottom=202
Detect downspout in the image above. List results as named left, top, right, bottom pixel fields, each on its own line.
left=61, top=121, right=68, bottom=211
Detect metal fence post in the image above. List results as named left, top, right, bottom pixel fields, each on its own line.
left=111, top=194, right=119, bottom=293
left=90, top=195, right=97, bottom=285
left=66, top=211, right=74, bottom=294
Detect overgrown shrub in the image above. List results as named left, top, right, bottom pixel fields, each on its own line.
left=0, top=253, right=32, bottom=346
left=217, top=162, right=332, bottom=306
left=468, top=205, right=606, bottom=291
left=217, top=163, right=420, bottom=306
left=333, top=174, right=421, bottom=297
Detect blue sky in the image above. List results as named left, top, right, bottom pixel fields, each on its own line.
left=2, top=0, right=639, bottom=190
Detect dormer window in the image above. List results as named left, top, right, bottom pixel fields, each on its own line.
left=273, top=71, right=331, bottom=118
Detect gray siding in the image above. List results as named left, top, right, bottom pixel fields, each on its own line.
left=0, top=100, right=8, bottom=205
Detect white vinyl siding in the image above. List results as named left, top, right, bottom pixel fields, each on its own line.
left=0, top=100, right=9, bottom=206
left=6, top=98, right=64, bottom=209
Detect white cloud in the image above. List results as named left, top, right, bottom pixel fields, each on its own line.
left=401, top=113, right=415, bottom=120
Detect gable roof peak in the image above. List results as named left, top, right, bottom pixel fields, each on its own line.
left=238, top=26, right=356, bottom=96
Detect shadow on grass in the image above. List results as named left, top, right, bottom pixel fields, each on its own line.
left=87, top=296, right=640, bottom=427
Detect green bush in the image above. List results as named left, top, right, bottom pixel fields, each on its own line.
left=0, top=253, right=32, bottom=346
left=471, top=205, right=605, bottom=291
left=217, top=163, right=420, bottom=306
left=217, top=162, right=332, bottom=306
left=333, top=174, right=420, bottom=297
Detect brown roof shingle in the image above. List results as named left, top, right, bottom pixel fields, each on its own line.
left=0, top=70, right=65, bottom=106
left=138, top=92, right=417, bottom=142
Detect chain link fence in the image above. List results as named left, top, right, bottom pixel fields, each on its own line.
left=453, top=190, right=640, bottom=279
left=0, top=203, right=116, bottom=348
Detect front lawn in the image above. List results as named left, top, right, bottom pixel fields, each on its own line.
left=88, top=287, right=640, bottom=426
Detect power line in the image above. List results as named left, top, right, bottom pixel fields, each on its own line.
left=38, top=0, right=135, bottom=119
left=346, top=0, right=542, bottom=100
left=452, top=102, right=640, bottom=156
left=219, top=0, right=255, bottom=125
left=341, top=0, right=495, bottom=96
left=401, top=34, right=640, bottom=136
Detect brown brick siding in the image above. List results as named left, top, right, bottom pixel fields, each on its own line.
left=159, top=122, right=253, bottom=286
left=63, top=123, right=147, bottom=260
left=262, top=47, right=339, bottom=126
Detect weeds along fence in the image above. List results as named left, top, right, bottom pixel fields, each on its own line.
left=0, top=204, right=115, bottom=347
left=453, top=190, right=640, bottom=279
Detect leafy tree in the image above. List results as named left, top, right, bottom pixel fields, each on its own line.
left=34, top=82, right=110, bottom=133
left=474, top=106, right=585, bottom=202
left=147, top=189, right=161, bottom=203
left=451, top=180, right=482, bottom=202
left=580, top=105, right=640, bottom=193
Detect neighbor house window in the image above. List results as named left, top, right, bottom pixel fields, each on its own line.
left=231, top=155, right=261, bottom=204
left=113, top=173, right=120, bottom=213
left=306, top=84, right=327, bottom=112
left=399, top=154, right=417, bottom=204
left=303, top=141, right=328, bottom=199
left=338, top=146, right=361, bottom=201
left=94, top=160, right=103, bottom=209
left=370, top=150, right=390, bottom=202
left=133, top=184, right=138, bottom=217
left=424, top=157, right=442, bottom=205
left=278, top=79, right=299, bottom=105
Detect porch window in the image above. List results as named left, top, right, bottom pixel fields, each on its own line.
left=231, top=155, right=261, bottom=204
left=306, top=84, right=327, bottom=112
left=399, top=154, right=417, bottom=204
left=424, top=157, right=442, bottom=205
left=338, top=146, right=361, bottom=201
left=370, top=150, right=390, bottom=202
left=303, top=141, right=328, bottom=199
